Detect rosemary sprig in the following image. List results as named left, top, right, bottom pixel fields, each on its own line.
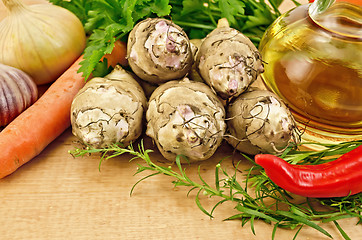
left=280, top=140, right=362, bottom=164
left=69, top=140, right=362, bottom=239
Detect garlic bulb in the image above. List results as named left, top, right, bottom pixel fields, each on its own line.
left=0, top=64, right=38, bottom=126
left=0, top=0, right=86, bottom=85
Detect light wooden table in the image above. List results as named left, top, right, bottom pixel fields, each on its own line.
left=1, top=128, right=361, bottom=240
left=1, top=1, right=361, bottom=239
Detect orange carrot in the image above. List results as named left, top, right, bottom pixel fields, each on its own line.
left=0, top=56, right=85, bottom=178
left=103, top=40, right=128, bottom=67
left=0, top=41, right=128, bottom=178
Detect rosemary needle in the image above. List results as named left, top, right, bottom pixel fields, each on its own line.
left=69, top=140, right=362, bottom=240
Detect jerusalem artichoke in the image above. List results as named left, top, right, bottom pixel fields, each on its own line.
left=226, top=89, right=299, bottom=155
left=146, top=78, right=226, bottom=162
left=127, top=18, right=194, bottom=84
left=196, top=19, right=264, bottom=99
left=71, top=66, right=147, bottom=148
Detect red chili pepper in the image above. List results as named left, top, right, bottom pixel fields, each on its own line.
left=255, top=145, right=362, bottom=198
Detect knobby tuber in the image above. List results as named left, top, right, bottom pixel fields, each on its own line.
left=226, top=89, right=299, bottom=155
left=69, top=16, right=301, bottom=163
left=127, top=18, right=194, bottom=84
left=188, top=38, right=205, bottom=83
left=196, top=18, right=264, bottom=99
left=71, top=66, right=147, bottom=148
left=146, top=78, right=226, bottom=162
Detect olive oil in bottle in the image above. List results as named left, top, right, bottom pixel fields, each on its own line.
left=259, top=2, right=362, bottom=138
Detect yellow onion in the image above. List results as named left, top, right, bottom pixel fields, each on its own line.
left=0, top=0, right=49, bottom=21
left=0, top=63, right=38, bottom=126
left=0, top=0, right=86, bottom=85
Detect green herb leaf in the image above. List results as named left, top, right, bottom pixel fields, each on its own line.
left=275, top=210, right=333, bottom=238
left=69, top=140, right=361, bottom=239
left=234, top=204, right=279, bottom=223
left=218, top=0, right=246, bottom=28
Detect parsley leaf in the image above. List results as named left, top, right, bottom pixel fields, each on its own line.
left=218, top=0, right=246, bottom=28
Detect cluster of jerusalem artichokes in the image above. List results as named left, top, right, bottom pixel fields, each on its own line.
left=71, top=17, right=299, bottom=162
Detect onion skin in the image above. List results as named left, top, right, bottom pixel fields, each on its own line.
left=0, top=64, right=38, bottom=126
left=0, top=0, right=86, bottom=85
left=0, top=0, right=49, bottom=21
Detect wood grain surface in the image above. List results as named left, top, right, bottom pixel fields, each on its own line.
left=1, top=128, right=361, bottom=240
left=1, top=0, right=361, bottom=239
